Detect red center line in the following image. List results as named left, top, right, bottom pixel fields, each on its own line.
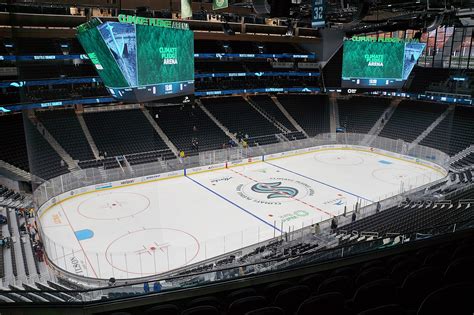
left=59, top=204, right=99, bottom=278
left=228, top=168, right=335, bottom=218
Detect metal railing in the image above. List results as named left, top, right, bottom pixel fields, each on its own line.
left=4, top=217, right=473, bottom=303
left=33, top=133, right=450, bottom=208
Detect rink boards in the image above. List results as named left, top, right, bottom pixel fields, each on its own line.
left=37, top=144, right=447, bottom=280
left=37, top=144, right=447, bottom=218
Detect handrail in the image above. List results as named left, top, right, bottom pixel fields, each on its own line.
left=3, top=218, right=473, bottom=299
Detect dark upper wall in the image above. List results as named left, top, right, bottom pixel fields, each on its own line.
left=299, top=28, right=344, bottom=63
left=0, top=12, right=319, bottom=42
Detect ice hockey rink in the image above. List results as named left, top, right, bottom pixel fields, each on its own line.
left=39, top=148, right=446, bottom=280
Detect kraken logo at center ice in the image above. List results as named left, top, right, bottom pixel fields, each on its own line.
left=250, top=182, right=299, bottom=199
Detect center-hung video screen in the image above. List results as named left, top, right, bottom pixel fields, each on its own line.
left=77, top=16, right=194, bottom=102
left=341, top=37, right=425, bottom=89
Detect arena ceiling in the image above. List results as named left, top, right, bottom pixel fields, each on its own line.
left=285, top=0, right=473, bottom=34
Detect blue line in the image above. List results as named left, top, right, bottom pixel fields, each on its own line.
left=185, top=175, right=282, bottom=233
left=265, top=161, right=375, bottom=203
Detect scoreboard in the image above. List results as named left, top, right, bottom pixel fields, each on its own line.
left=77, top=16, right=194, bottom=102
left=341, top=37, right=425, bottom=89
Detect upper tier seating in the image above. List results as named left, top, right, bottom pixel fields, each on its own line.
left=338, top=96, right=391, bottom=134
left=0, top=113, right=29, bottom=171
left=195, top=76, right=318, bottom=91
left=25, top=86, right=108, bottom=103
left=6, top=38, right=306, bottom=57
left=2, top=37, right=90, bottom=58
left=0, top=40, right=9, bottom=54
left=65, top=39, right=85, bottom=54
left=0, top=97, right=472, bottom=174
left=195, top=61, right=245, bottom=73
left=379, top=101, right=448, bottom=143
left=250, top=95, right=297, bottom=132
left=148, top=105, right=229, bottom=155
left=451, top=152, right=474, bottom=170
left=196, top=41, right=303, bottom=54
left=14, top=38, right=61, bottom=55
left=101, top=230, right=474, bottom=315
left=22, top=118, right=69, bottom=179
left=339, top=188, right=474, bottom=237
left=194, top=40, right=225, bottom=53
left=202, top=97, right=281, bottom=145
left=420, top=105, right=474, bottom=156
left=277, top=95, right=330, bottom=137
left=35, top=109, right=95, bottom=161
left=0, top=92, right=21, bottom=105
left=83, top=109, right=171, bottom=158
left=195, top=60, right=295, bottom=73
left=227, top=41, right=259, bottom=54
left=18, top=64, right=97, bottom=80
left=263, top=42, right=303, bottom=54
left=244, top=61, right=276, bottom=72
left=408, top=67, right=452, bottom=93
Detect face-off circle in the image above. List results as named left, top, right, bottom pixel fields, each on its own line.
left=371, top=168, right=431, bottom=185
left=105, top=228, right=200, bottom=276
left=314, top=151, right=365, bottom=166
left=77, top=192, right=150, bottom=220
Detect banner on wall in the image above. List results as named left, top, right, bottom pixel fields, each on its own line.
left=312, top=0, right=325, bottom=28
left=181, top=0, right=193, bottom=18
left=213, top=0, right=229, bottom=10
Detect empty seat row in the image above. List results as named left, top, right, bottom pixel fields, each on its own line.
left=149, top=105, right=229, bottom=155
left=420, top=106, right=474, bottom=156
left=83, top=109, right=170, bottom=158
left=109, top=232, right=474, bottom=315
left=338, top=96, right=391, bottom=134
left=277, top=95, right=330, bottom=137
left=35, top=109, right=95, bottom=161
left=202, top=97, right=281, bottom=143
left=380, top=100, right=448, bottom=143
left=339, top=193, right=474, bottom=237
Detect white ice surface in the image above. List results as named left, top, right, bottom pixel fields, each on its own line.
left=39, top=149, right=444, bottom=279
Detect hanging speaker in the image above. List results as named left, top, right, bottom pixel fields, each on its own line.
left=252, top=0, right=271, bottom=15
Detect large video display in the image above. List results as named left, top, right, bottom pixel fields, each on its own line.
left=342, top=37, right=425, bottom=89
left=77, top=16, right=194, bottom=102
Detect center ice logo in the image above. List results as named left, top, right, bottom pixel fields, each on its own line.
left=250, top=182, right=299, bottom=199
left=238, top=178, right=313, bottom=205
